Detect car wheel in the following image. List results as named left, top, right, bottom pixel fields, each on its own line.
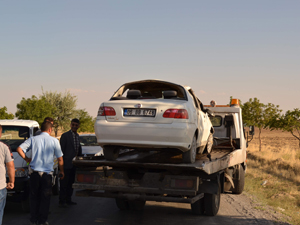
left=204, top=133, right=213, bottom=154
left=103, top=146, right=120, bottom=161
left=182, top=136, right=197, bottom=163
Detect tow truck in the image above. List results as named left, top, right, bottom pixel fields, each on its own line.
left=72, top=99, right=254, bottom=216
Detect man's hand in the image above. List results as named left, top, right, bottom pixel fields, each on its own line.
left=7, top=182, right=14, bottom=190
left=59, top=171, right=65, bottom=180
left=24, top=156, right=31, bottom=164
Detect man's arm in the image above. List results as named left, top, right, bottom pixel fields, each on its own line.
left=60, top=133, right=67, bottom=154
left=16, top=147, right=31, bottom=164
left=6, top=161, right=15, bottom=189
left=57, top=156, right=64, bottom=180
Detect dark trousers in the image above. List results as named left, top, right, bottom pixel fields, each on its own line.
left=29, top=172, right=52, bottom=224
left=59, top=167, right=76, bottom=203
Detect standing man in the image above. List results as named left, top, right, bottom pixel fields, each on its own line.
left=17, top=121, right=64, bottom=225
left=59, top=118, right=82, bottom=207
left=34, top=117, right=54, bottom=136
left=0, top=125, right=15, bottom=225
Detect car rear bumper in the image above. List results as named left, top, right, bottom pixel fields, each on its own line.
left=95, top=119, right=196, bottom=152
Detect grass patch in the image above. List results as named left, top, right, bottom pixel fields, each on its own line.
left=245, top=132, right=300, bottom=224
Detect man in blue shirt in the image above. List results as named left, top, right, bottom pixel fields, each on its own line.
left=17, top=121, right=64, bottom=225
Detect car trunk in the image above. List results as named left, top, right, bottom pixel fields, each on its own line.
left=103, top=99, right=189, bottom=124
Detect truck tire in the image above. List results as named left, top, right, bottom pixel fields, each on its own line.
left=103, top=146, right=120, bottom=161
left=204, top=133, right=213, bottom=154
left=115, top=198, right=130, bottom=210
left=232, top=165, right=245, bottom=194
left=204, top=185, right=220, bottom=216
left=182, top=136, right=197, bottom=163
left=128, top=200, right=146, bottom=211
left=191, top=198, right=204, bottom=215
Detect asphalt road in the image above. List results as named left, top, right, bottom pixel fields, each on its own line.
left=3, top=192, right=291, bottom=225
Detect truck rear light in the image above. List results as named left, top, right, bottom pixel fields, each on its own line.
left=77, top=174, right=95, bottom=183
left=171, top=179, right=194, bottom=189
left=97, top=106, right=116, bottom=116
left=163, top=109, right=189, bottom=119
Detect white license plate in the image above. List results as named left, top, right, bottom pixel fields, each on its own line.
left=124, top=108, right=156, bottom=117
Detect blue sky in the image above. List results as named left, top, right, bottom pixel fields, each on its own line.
left=1, top=1, right=299, bottom=117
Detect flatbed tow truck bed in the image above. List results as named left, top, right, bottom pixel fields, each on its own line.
left=73, top=146, right=243, bottom=175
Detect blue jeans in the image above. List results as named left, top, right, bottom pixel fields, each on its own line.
left=0, top=188, right=7, bottom=225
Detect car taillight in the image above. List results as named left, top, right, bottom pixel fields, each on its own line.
left=97, top=106, right=116, bottom=116
left=163, top=109, right=189, bottom=119
left=77, top=174, right=95, bottom=183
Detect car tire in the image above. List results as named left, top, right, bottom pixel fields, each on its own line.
left=182, top=136, right=197, bottom=164
left=103, top=146, right=120, bottom=161
left=204, top=133, right=213, bottom=154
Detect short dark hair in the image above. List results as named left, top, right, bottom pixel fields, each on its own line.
left=41, top=121, right=52, bottom=132
left=71, top=118, right=80, bottom=124
left=44, top=117, right=54, bottom=123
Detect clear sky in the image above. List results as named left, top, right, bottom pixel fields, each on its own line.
left=1, top=1, right=299, bottom=117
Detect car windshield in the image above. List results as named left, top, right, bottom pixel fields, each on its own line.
left=0, top=126, right=30, bottom=152
left=79, top=136, right=98, bottom=146
left=111, top=80, right=187, bottom=100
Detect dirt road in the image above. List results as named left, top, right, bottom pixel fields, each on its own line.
left=3, top=191, right=291, bottom=225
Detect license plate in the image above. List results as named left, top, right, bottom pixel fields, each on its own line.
left=124, top=108, right=156, bottom=117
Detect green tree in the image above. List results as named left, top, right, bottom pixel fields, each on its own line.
left=0, top=106, right=14, bottom=119
left=75, top=109, right=95, bottom=133
left=42, top=90, right=77, bottom=136
left=270, top=108, right=300, bottom=148
left=15, top=95, right=55, bottom=125
left=242, top=98, right=281, bottom=151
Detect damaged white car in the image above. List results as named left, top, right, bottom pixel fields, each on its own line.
left=94, top=79, right=214, bottom=163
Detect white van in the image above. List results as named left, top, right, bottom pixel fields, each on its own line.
left=0, top=119, right=59, bottom=212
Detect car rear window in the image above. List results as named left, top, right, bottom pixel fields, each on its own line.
left=110, top=81, right=187, bottom=100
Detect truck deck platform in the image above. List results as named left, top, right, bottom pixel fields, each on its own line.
left=73, top=147, right=242, bottom=175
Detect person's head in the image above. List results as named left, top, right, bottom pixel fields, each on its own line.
left=0, top=125, right=2, bottom=138
left=41, top=121, right=53, bottom=133
left=71, top=118, right=80, bottom=133
left=44, top=117, right=54, bottom=124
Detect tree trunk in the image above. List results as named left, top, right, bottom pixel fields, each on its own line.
left=259, top=128, right=262, bottom=151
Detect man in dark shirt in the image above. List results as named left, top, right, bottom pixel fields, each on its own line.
left=59, top=118, right=82, bottom=207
